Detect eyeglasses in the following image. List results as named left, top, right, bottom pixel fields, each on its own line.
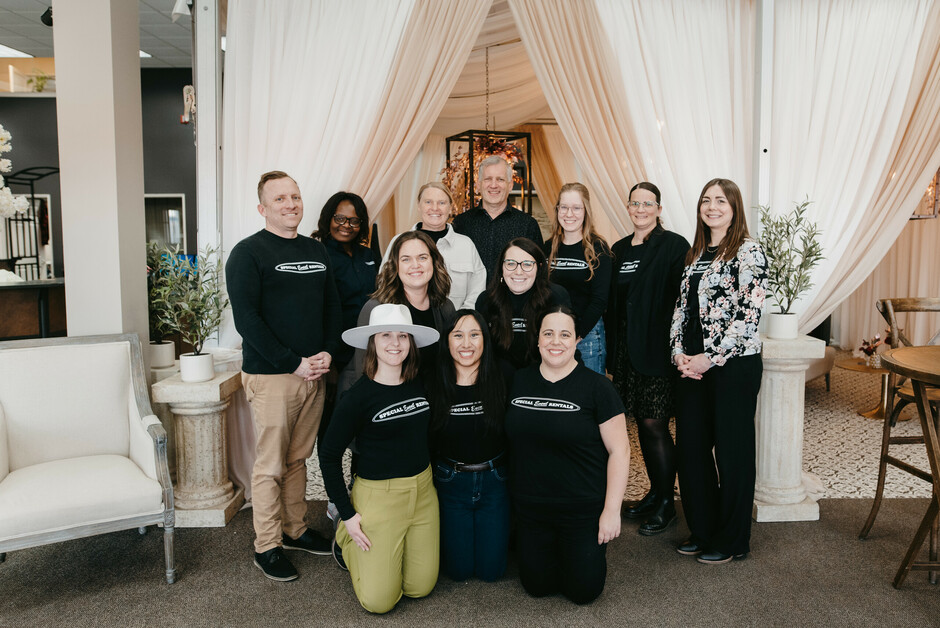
left=332, top=214, right=362, bottom=228
left=628, top=201, right=660, bottom=209
left=557, top=204, right=584, bottom=214
left=503, top=259, right=537, bottom=272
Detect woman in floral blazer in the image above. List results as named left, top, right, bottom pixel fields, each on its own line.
left=669, top=178, right=767, bottom=565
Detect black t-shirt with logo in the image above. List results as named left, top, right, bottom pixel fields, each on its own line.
left=685, top=249, right=717, bottom=356
left=432, top=384, right=507, bottom=464
left=226, top=229, right=342, bottom=374
left=505, top=363, right=625, bottom=506
left=545, top=239, right=612, bottom=337
left=319, top=376, right=431, bottom=520
left=615, top=241, right=646, bottom=315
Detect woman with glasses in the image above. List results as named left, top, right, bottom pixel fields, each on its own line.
left=429, top=309, right=510, bottom=582
left=475, top=237, right=570, bottom=370
left=670, top=178, right=767, bottom=564
left=505, top=305, right=629, bottom=604
left=382, top=182, right=487, bottom=309
left=606, top=182, right=690, bottom=536
left=354, top=231, right=455, bottom=377
left=543, top=183, right=612, bottom=374
left=312, top=192, right=380, bottom=385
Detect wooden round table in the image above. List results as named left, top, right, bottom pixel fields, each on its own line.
left=835, top=357, right=890, bottom=420
left=879, top=346, right=940, bottom=588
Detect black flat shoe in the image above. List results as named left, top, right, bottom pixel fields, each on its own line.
left=638, top=502, right=676, bottom=536
left=676, top=539, right=703, bottom=556
left=623, top=491, right=660, bottom=519
left=696, top=550, right=747, bottom=564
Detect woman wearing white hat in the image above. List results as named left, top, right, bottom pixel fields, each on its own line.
left=319, top=303, right=441, bottom=614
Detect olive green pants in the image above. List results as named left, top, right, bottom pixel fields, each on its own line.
left=336, top=466, right=439, bottom=614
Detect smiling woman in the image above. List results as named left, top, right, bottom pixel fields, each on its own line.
left=504, top=305, right=630, bottom=604
left=319, top=303, right=441, bottom=614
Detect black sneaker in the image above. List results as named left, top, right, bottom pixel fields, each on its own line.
left=254, top=547, right=298, bottom=581
left=282, top=529, right=332, bottom=555
left=332, top=538, right=348, bottom=571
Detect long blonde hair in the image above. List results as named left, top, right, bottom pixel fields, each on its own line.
left=547, top=182, right=610, bottom=280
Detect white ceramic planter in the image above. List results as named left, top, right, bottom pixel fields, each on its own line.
left=149, top=340, right=176, bottom=369
left=180, top=352, right=215, bottom=383
left=766, top=312, right=799, bottom=340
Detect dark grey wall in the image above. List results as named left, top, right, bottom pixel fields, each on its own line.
left=0, top=68, right=198, bottom=277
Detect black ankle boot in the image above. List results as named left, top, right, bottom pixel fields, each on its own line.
left=638, top=500, right=676, bottom=536
left=623, top=491, right=659, bottom=519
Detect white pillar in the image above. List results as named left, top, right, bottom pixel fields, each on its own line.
left=752, top=0, right=773, bottom=230
left=194, top=0, right=222, bottom=254
left=753, top=335, right=825, bottom=522
left=52, top=0, right=148, bottom=341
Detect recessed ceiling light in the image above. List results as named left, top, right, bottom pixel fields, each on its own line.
left=0, top=44, right=32, bottom=58
left=139, top=50, right=152, bottom=58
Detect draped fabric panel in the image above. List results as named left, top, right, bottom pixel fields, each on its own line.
left=768, top=0, right=940, bottom=331
left=220, top=0, right=490, bottom=346
left=593, top=0, right=755, bottom=240
left=836, top=215, right=940, bottom=349
left=432, top=1, right=551, bottom=136
left=390, top=133, right=447, bottom=235
left=508, top=0, right=640, bottom=239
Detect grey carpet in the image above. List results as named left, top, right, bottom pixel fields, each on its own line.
left=1, top=498, right=937, bottom=627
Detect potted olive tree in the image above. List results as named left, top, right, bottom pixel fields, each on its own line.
left=151, top=245, right=228, bottom=382
left=147, top=242, right=177, bottom=368
left=758, top=199, right=824, bottom=339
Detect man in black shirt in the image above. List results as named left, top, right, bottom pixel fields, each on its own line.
left=226, top=171, right=342, bottom=582
left=452, top=155, right=543, bottom=280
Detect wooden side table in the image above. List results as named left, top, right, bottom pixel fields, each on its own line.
left=835, top=357, right=890, bottom=420
left=880, top=346, right=940, bottom=588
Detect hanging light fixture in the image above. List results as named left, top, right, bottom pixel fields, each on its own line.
left=442, top=44, right=533, bottom=215
left=911, top=166, right=939, bottom=220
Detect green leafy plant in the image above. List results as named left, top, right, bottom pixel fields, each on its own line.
left=146, top=241, right=173, bottom=343
left=758, top=199, right=824, bottom=314
left=151, top=244, right=228, bottom=355
left=27, top=70, right=51, bottom=93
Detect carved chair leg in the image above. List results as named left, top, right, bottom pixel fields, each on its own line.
left=164, top=522, right=176, bottom=584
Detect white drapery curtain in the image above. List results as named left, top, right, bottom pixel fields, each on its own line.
left=593, top=0, right=755, bottom=240
left=220, top=0, right=491, bottom=346
left=390, top=133, right=447, bottom=234
left=768, top=0, right=940, bottom=332
left=836, top=215, right=940, bottom=348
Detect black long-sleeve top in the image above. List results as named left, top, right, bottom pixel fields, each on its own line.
left=605, top=229, right=690, bottom=377
left=452, top=203, right=544, bottom=281
left=225, top=229, right=342, bottom=374
left=319, top=376, right=431, bottom=520
left=544, top=238, right=612, bottom=338
left=321, top=237, right=380, bottom=370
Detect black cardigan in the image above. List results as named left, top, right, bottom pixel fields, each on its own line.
left=605, top=229, right=690, bottom=378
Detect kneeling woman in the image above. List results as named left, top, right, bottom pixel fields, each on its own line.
left=429, top=309, right=509, bottom=582
left=505, top=306, right=630, bottom=604
left=319, top=304, right=441, bottom=614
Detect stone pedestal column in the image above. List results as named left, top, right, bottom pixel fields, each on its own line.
left=152, top=370, right=245, bottom=527
left=753, top=334, right=825, bottom=522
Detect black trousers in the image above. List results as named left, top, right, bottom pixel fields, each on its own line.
left=514, top=500, right=607, bottom=604
left=675, top=353, right=762, bottom=555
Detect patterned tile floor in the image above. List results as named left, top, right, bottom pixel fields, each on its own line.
left=305, top=350, right=933, bottom=501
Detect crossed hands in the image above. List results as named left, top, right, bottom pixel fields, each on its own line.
left=674, top=352, right=712, bottom=380
left=292, top=351, right=332, bottom=381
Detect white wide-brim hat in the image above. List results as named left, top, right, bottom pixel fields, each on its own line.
left=341, top=303, right=440, bottom=349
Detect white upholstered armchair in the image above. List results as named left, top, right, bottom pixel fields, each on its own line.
left=0, top=334, right=176, bottom=583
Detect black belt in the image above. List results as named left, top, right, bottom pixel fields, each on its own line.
left=441, top=453, right=505, bottom=473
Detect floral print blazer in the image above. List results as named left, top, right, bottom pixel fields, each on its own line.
left=669, top=238, right=768, bottom=367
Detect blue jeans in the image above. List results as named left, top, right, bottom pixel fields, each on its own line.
left=432, top=459, right=511, bottom=582
left=578, top=319, right=607, bottom=375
